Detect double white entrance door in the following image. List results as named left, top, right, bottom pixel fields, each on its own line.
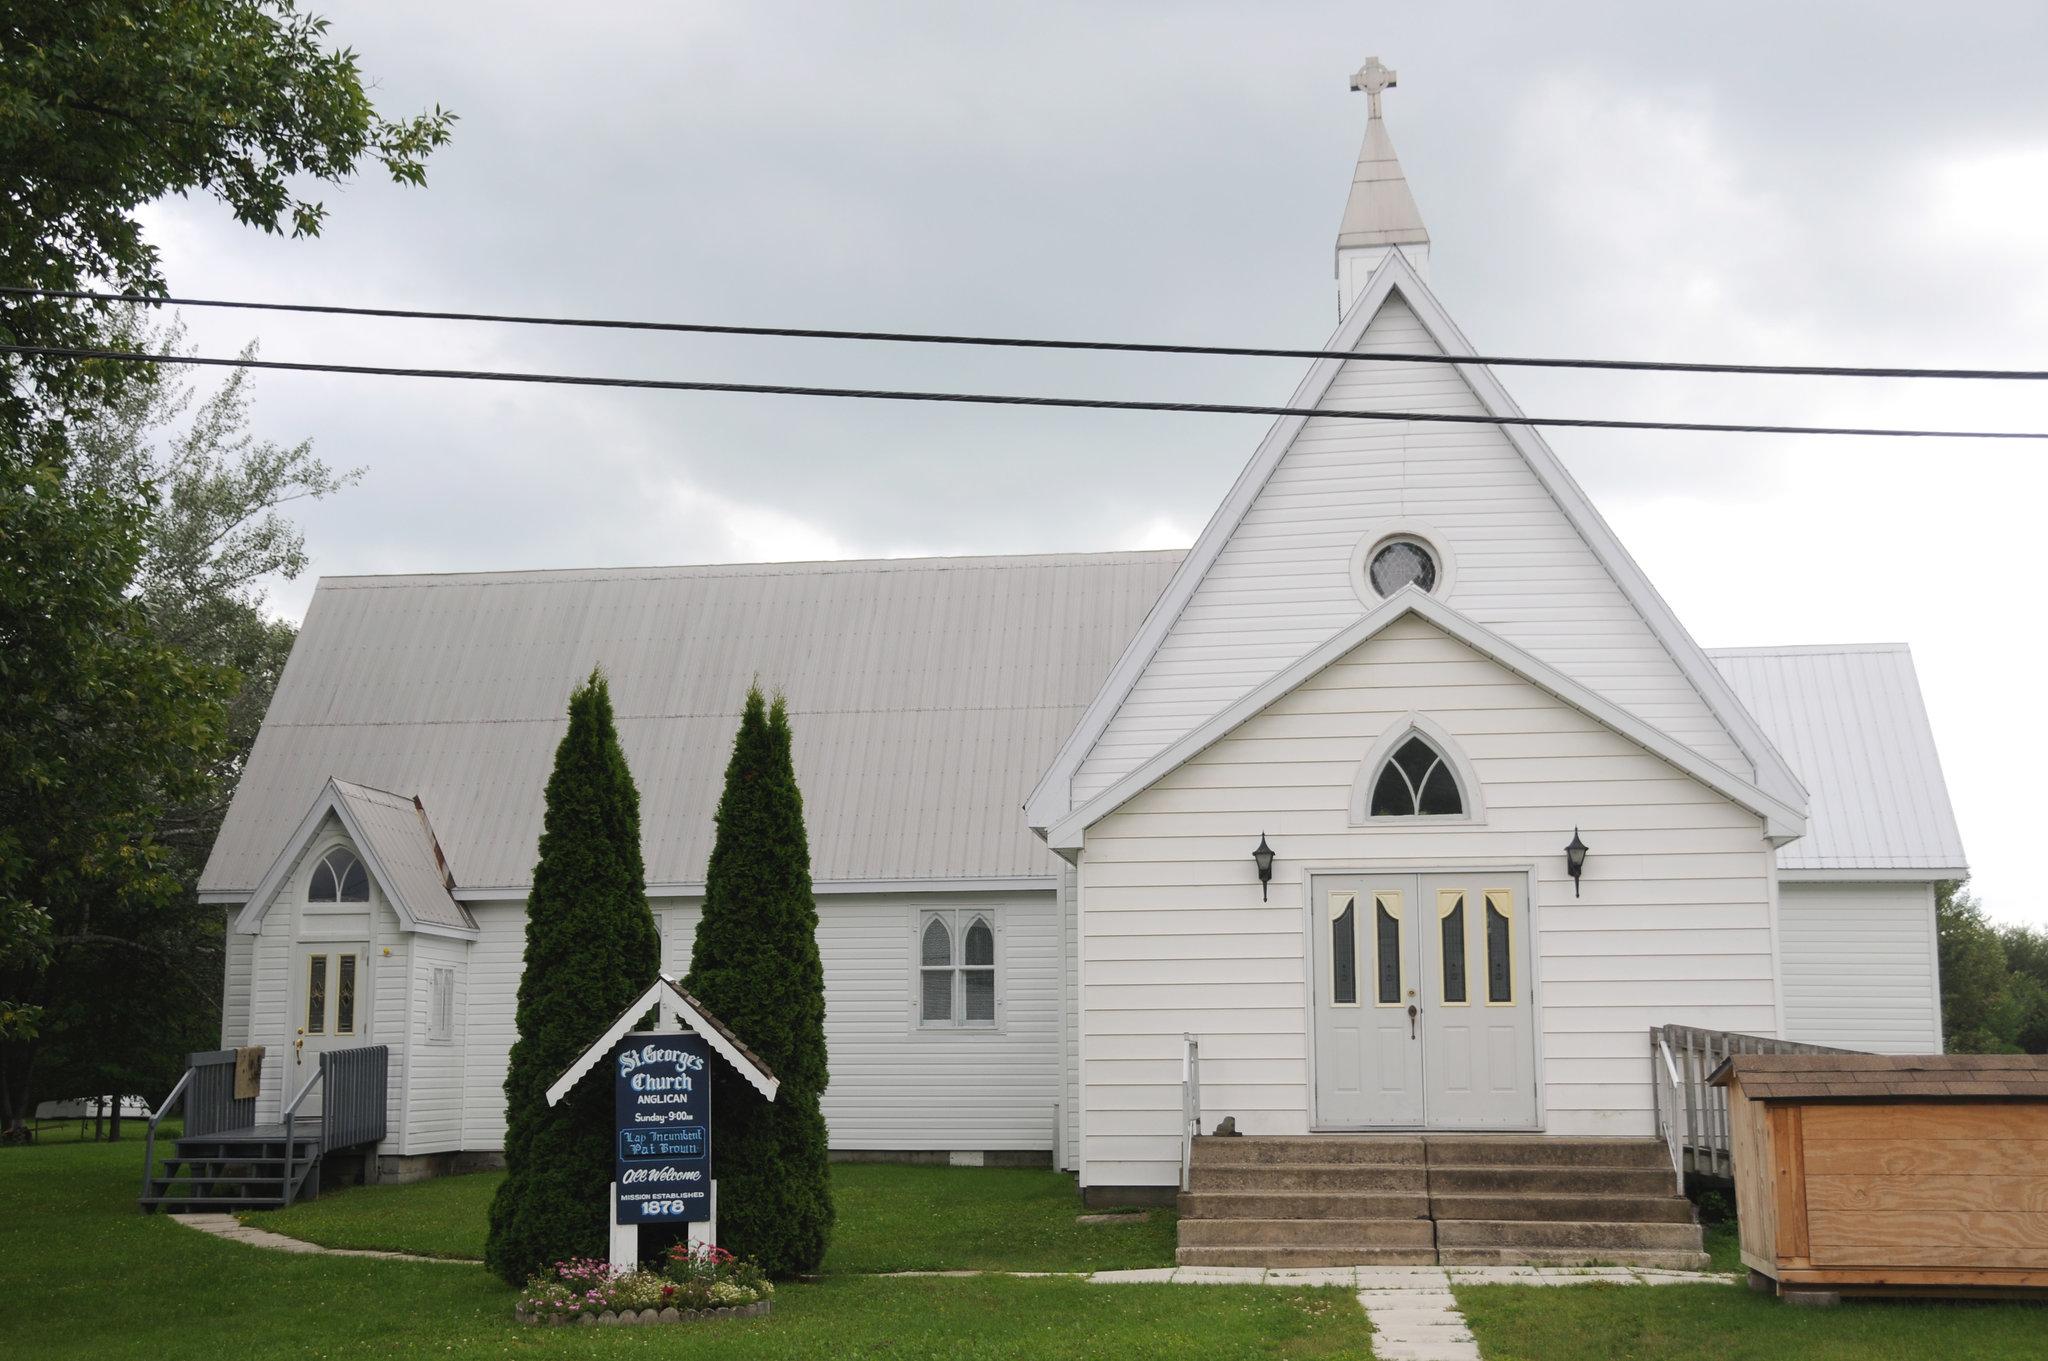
left=1310, top=872, right=1537, bottom=1129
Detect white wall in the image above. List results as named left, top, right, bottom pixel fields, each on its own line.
left=1077, top=612, right=1778, bottom=1188
left=1778, top=880, right=1942, bottom=1053
left=401, top=934, right=468, bottom=1153
left=459, top=901, right=527, bottom=1150
left=1074, top=293, right=1751, bottom=809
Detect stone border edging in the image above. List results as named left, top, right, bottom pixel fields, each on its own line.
left=516, top=1299, right=771, bottom=1327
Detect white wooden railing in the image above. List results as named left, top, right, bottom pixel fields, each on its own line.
left=1649, top=1024, right=1858, bottom=1192
left=1179, top=1033, right=1201, bottom=1193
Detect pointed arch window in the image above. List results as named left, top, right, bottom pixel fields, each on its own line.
left=918, top=910, right=999, bottom=1028
left=1369, top=735, right=1464, bottom=818
left=308, top=847, right=369, bottom=902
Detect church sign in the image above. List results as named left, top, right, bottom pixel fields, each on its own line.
left=613, top=1034, right=712, bottom=1224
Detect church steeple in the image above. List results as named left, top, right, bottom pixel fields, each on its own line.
left=1335, top=57, right=1430, bottom=318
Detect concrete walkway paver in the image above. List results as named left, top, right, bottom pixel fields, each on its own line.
left=167, top=1212, right=476, bottom=1263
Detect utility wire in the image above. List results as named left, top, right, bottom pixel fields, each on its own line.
left=8, top=342, right=2045, bottom=440
left=7, top=285, right=2047, bottom=383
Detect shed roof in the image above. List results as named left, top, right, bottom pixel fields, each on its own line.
left=200, top=551, right=1184, bottom=896
left=1707, top=644, right=1966, bottom=874
left=1709, top=1053, right=2048, bottom=1101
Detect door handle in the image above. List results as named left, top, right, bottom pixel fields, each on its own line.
left=295, top=1034, right=304, bottom=1065
left=1407, top=1004, right=1418, bottom=1039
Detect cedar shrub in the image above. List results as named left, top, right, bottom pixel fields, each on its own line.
left=485, top=670, right=659, bottom=1284
left=684, top=687, right=833, bottom=1274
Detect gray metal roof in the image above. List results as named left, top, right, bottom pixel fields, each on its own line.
left=329, top=780, right=475, bottom=931
left=201, top=551, right=1185, bottom=896
left=1708, top=644, right=1967, bottom=874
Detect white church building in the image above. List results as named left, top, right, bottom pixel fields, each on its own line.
left=199, top=67, right=1965, bottom=1196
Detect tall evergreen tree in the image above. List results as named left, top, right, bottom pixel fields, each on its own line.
left=684, top=688, right=833, bottom=1275
left=485, top=671, right=659, bottom=1284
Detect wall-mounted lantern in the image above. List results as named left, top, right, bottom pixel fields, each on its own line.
left=1565, top=828, right=1589, bottom=897
left=1251, top=833, right=1276, bottom=902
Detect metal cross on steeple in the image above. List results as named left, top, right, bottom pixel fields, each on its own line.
left=1350, top=56, right=1397, bottom=119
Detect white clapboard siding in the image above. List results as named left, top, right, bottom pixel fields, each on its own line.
left=665, top=892, right=1061, bottom=1151
left=220, top=923, right=254, bottom=1049
left=372, top=895, right=408, bottom=1153
left=1078, top=612, right=1775, bottom=1187
left=402, top=933, right=467, bottom=1153
left=1778, top=881, right=1942, bottom=1053
left=250, top=907, right=289, bottom=1124
left=1062, top=863, right=1081, bottom=1170
left=1074, top=294, right=1749, bottom=809
left=459, top=902, right=527, bottom=1150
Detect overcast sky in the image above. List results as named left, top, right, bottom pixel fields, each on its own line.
left=139, top=1, right=2048, bottom=925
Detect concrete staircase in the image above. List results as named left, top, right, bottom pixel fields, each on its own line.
left=1177, top=1135, right=1706, bottom=1269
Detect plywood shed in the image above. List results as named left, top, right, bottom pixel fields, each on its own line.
left=1711, top=1054, right=2048, bottom=1300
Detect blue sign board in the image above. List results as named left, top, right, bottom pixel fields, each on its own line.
left=613, top=1033, right=711, bottom=1224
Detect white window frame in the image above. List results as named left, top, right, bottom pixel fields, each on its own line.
left=427, top=966, right=456, bottom=1043
left=914, top=908, right=1001, bottom=1030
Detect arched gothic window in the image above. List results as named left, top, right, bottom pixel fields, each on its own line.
left=1368, top=735, right=1464, bottom=817
left=919, top=910, right=998, bottom=1026
left=309, top=847, right=370, bottom=902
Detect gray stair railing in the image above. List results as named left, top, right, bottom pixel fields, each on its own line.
left=320, top=1045, right=389, bottom=1155
left=1649, top=1024, right=1858, bottom=1190
left=140, top=1049, right=252, bottom=1203
left=280, top=1045, right=388, bottom=1208
left=1179, top=1032, right=1202, bottom=1193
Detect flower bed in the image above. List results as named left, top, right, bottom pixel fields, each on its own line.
left=516, top=1243, right=774, bottom=1326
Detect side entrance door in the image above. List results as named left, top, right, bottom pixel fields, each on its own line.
left=290, top=942, right=368, bottom=1115
left=1311, top=872, right=1537, bottom=1129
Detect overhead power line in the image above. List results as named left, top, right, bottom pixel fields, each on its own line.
left=7, top=285, right=2048, bottom=382
left=7, top=342, right=2045, bottom=441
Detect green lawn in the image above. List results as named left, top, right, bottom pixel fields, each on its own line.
left=246, top=1160, right=1181, bottom=1273
left=1457, top=1281, right=2046, bottom=1361
left=0, top=1139, right=1361, bottom=1361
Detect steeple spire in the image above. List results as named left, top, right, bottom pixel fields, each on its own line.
left=1336, top=57, right=1430, bottom=317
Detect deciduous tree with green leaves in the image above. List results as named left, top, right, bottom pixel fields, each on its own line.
left=684, top=688, right=833, bottom=1276
left=0, top=459, right=232, bottom=1136
left=487, top=672, right=661, bottom=1284
left=1, top=0, right=453, bottom=446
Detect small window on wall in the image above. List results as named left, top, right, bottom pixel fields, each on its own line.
left=918, top=910, right=998, bottom=1028
left=309, top=847, right=369, bottom=902
left=1484, top=890, right=1515, bottom=1005
left=1369, top=736, right=1464, bottom=818
left=428, top=967, right=455, bottom=1043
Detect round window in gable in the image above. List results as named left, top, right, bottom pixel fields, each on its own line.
left=1368, top=539, right=1437, bottom=597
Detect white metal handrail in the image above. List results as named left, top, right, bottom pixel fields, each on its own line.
left=1649, top=1024, right=1859, bottom=1187
left=1179, top=1033, right=1201, bottom=1193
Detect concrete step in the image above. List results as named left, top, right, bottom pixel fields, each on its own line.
left=1187, top=1163, right=1429, bottom=1194
left=1428, top=1193, right=1695, bottom=1224
left=1178, top=1216, right=1438, bottom=1248
left=1191, top=1136, right=1425, bottom=1167
left=1176, top=1244, right=1441, bottom=1268
left=1179, top=1191, right=1430, bottom=1221
left=1426, top=1164, right=1678, bottom=1197
left=1439, top=1245, right=1712, bottom=1269
left=1434, top=1218, right=1705, bottom=1252
left=1423, top=1137, right=1671, bottom=1169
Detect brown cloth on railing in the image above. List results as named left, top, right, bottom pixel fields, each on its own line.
left=234, top=1046, right=264, bottom=1099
